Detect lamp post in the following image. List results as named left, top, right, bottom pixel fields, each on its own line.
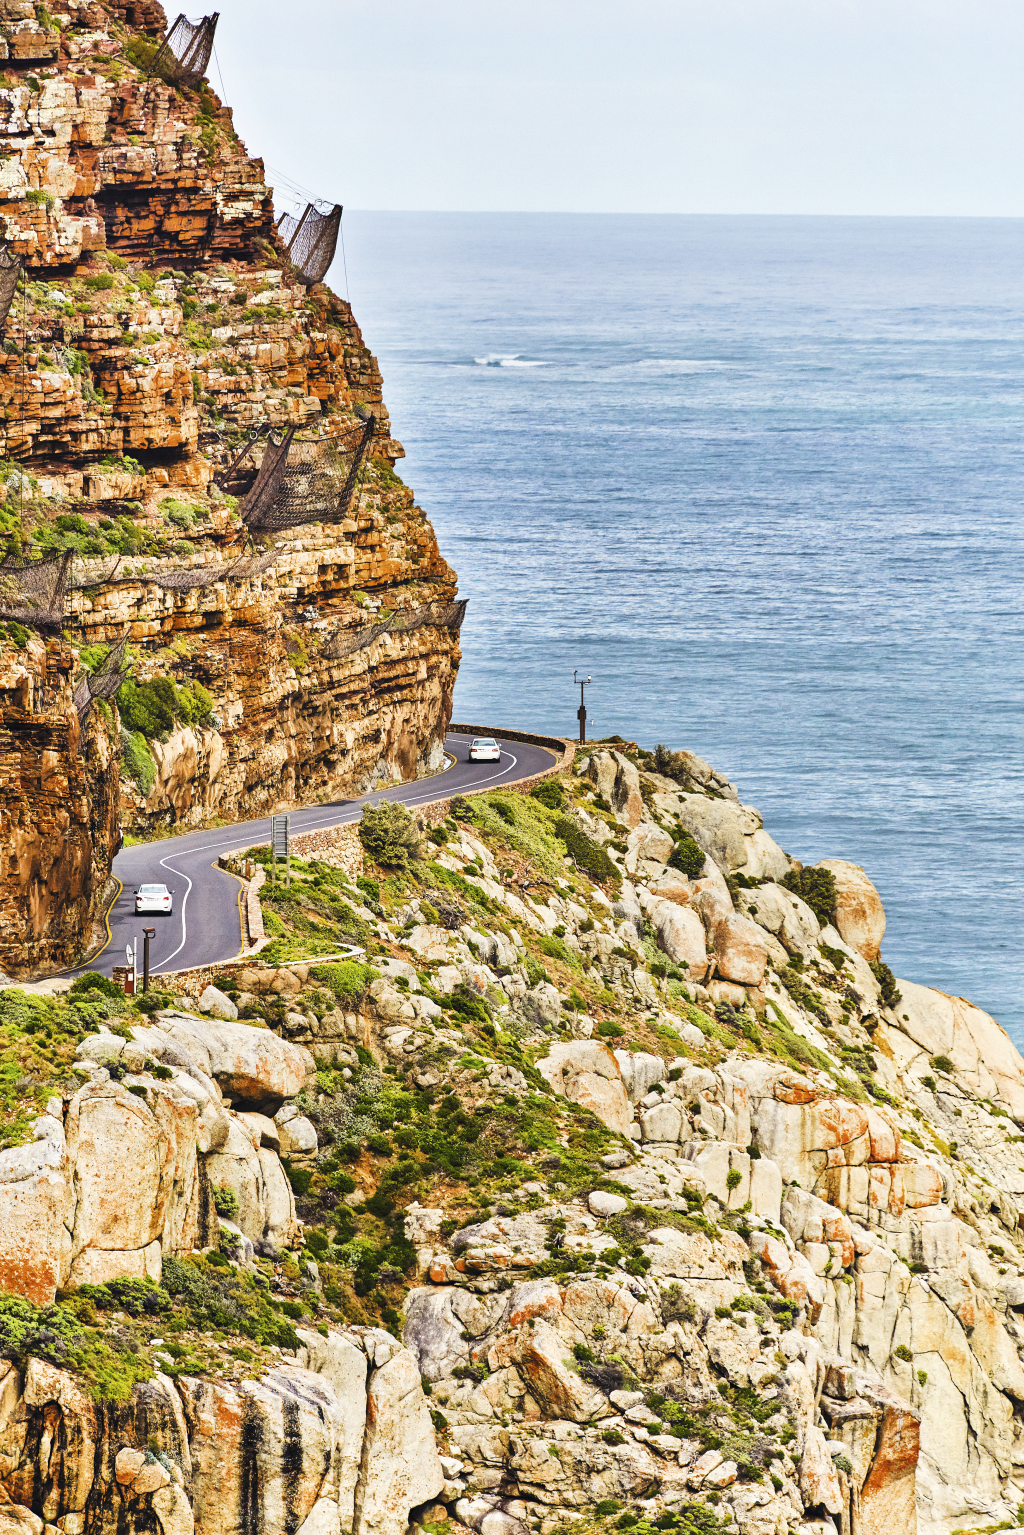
left=142, top=927, right=155, bottom=993
left=574, top=671, right=592, bottom=746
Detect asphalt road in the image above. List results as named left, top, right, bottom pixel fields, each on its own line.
left=79, top=731, right=557, bottom=981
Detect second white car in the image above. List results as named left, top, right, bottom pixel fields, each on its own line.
left=469, top=737, right=501, bottom=762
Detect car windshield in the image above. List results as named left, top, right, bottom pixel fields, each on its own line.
left=474, top=739, right=496, bottom=747
left=140, top=885, right=167, bottom=894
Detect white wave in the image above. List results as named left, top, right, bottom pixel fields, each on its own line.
left=473, top=353, right=550, bottom=368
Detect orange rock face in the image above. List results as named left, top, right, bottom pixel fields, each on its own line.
left=0, top=1, right=463, bottom=967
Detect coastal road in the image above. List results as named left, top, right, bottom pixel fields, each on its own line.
left=74, top=731, right=556, bottom=981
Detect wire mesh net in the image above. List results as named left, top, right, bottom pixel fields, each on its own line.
left=0, top=245, right=22, bottom=330
left=238, top=426, right=296, bottom=530
left=244, top=416, right=376, bottom=534
left=278, top=202, right=342, bottom=286
left=149, top=551, right=277, bottom=590
left=324, top=599, right=468, bottom=662
left=0, top=549, right=71, bottom=632
left=150, top=12, right=219, bottom=87
left=74, top=632, right=130, bottom=726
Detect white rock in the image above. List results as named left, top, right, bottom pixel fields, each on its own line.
left=588, top=1191, right=628, bottom=1217
left=199, top=985, right=239, bottom=1021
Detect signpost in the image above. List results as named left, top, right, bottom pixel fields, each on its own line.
left=270, top=814, right=290, bottom=886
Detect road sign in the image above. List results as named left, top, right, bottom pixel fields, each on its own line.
left=270, top=814, right=290, bottom=885
left=125, top=944, right=133, bottom=967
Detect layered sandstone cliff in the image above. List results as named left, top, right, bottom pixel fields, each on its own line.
left=0, top=0, right=462, bottom=971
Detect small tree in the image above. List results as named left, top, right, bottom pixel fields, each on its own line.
left=358, top=800, right=422, bottom=867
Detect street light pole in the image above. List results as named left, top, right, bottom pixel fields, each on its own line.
left=142, top=927, right=155, bottom=993
left=573, top=670, right=592, bottom=746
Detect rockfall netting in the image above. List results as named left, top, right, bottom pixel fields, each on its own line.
left=238, top=426, right=296, bottom=530
left=323, top=598, right=468, bottom=662
left=150, top=12, right=219, bottom=88
left=278, top=202, right=342, bottom=286
left=147, top=551, right=277, bottom=590
left=0, top=245, right=22, bottom=330
left=0, top=548, right=71, bottom=632
left=74, top=632, right=129, bottom=727
left=243, top=416, right=376, bottom=534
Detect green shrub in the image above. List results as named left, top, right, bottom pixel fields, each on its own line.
left=555, top=816, right=617, bottom=882
left=597, top=1018, right=625, bottom=1038
left=310, top=960, right=379, bottom=1005
left=116, top=676, right=212, bottom=739
left=283, top=1161, right=313, bottom=1196
left=358, top=800, right=421, bottom=867
left=69, top=972, right=123, bottom=999
left=780, top=866, right=837, bottom=927
left=930, top=1054, right=954, bottom=1076
left=162, top=499, right=196, bottom=530
left=83, top=272, right=115, bottom=291
left=726, top=1168, right=742, bottom=1191
left=120, top=729, right=155, bottom=794
left=894, top=1344, right=912, bottom=1362
left=871, top=959, right=903, bottom=1009
left=530, top=779, right=565, bottom=810
left=212, top=1184, right=239, bottom=1219
left=669, top=833, right=706, bottom=877
left=56, top=512, right=89, bottom=535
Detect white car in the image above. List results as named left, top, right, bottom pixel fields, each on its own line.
left=469, top=737, right=501, bottom=762
left=135, top=883, right=174, bottom=915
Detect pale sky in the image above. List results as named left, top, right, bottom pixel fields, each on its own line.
left=212, top=1, right=1023, bottom=215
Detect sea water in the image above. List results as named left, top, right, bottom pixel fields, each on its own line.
left=340, top=214, right=1024, bottom=1041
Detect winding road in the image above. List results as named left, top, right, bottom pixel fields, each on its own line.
left=78, top=731, right=557, bottom=980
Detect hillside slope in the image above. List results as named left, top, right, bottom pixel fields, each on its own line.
left=1, top=739, right=1022, bottom=1535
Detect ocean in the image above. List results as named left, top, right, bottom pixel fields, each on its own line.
left=339, top=214, right=1024, bottom=1042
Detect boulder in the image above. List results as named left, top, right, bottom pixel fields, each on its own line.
left=742, top=828, right=791, bottom=882
left=672, top=798, right=761, bottom=875
left=589, top=1191, right=628, bottom=1217
left=586, top=751, right=644, bottom=829
left=652, top=903, right=707, bottom=980
left=198, top=985, right=238, bottom=1021
left=712, top=912, right=767, bottom=987
left=275, top=1104, right=318, bottom=1156
left=892, top=983, right=1024, bottom=1122
left=299, top=1328, right=373, bottom=1526
left=355, top=1340, right=445, bottom=1535
left=64, top=1078, right=200, bottom=1286
left=613, top=1049, right=666, bottom=1104
left=625, top=824, right=674, bottom=873
left=647, top=871, right=692, bottom=906
left=817, top=860, right=885, bottom=963
left=154, top=1011, right=311, bottom=1110
left=204, top=1113, right=297, bottom=1246
left=534, top=1041, right=631, bottom=1134
left=181, top=1368, right=343, bottom=1535
left=741, top=882, right=820, bottom=955
left=0, top=1107, right=69, bottom=1303
left=520, top=982, right=563, bottom=1032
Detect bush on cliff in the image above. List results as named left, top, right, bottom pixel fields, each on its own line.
left=358, top=800, right=422, bottom=867
left=310, top=960, right=379, bottom=1005
left=120, top=728, right=155, bottom=794
left=870, top=959, right=903, bottom=1008
left=780, top=865, right=837, bottom=927
left=555, top=815, right=617, bottom=883
left=669, top=832, right=706, bottom=878
left=116, top=675, right=213, bottom=740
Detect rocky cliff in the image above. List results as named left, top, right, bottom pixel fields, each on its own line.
left=0, top=0, right=461, bottom=974
left=2, top=740, right=1024, bottom=1535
